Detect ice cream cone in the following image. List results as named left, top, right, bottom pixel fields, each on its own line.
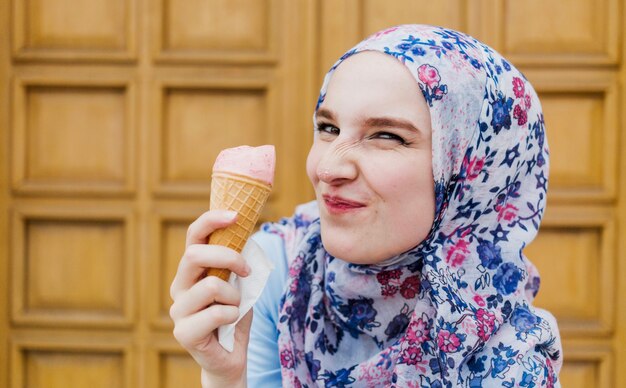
left=205, top=171, right=271, bottom=281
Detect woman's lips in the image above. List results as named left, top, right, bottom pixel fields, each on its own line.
left=322, top=194, right=366, bottom=214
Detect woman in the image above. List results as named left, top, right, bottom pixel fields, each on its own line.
left=170, top=25, right=562, bottom=387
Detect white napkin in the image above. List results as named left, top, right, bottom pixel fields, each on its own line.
left=218, top=239, right=274, bottom=352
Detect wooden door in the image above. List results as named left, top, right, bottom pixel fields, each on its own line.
left=1, top=1, right=624, bottom=387
left=0, top=1, right=315, bottom=387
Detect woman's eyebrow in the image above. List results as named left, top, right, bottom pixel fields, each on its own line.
left=364, top=116, right=421, bottom=133
left=316, top=108, right=335, bottom=121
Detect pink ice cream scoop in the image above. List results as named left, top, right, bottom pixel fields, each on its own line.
left=206, top=145, right=275, bottom=281
left=212, top=145, right=275, bottom=186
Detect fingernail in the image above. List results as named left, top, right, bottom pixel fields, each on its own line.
left=223, top=210, right=237, bottom=220
left=244, top=263, right=252, bottom=276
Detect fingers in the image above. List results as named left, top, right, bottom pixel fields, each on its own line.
left=186, top=210, right=238, bottom=247
left=172, top=304, right=240, bottom=349
left=170, top=276, right=241, bottom=321
left=170, top=244, right=250, bottom=301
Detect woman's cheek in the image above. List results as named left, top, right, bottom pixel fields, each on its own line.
left=306, top=144, right=322, bottom=186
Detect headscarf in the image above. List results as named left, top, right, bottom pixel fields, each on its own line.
left=263, top=24, right=562, bottom=387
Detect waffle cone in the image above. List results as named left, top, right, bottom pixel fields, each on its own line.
left=205, top=171, right=271, bottom=281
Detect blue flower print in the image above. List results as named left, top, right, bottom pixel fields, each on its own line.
left=385, top=311, right=411, bottom=341
left=525, top=275, right=541, bottom=298
left=320, top=365, right=356, bottom=387
left=338, top=297, right=379, bottom=336
left=305, top=351, right=321, bottom=380
left=477, top=240, right=503, bottom=270
left=490, top=93, right=514, bottom=134
left=490, top=343, right=518, bottom=379
left=493, top=263, right=522, bottom=295
left=511, top=304, right=541, bottom=340
left=467, top=354, right=487, bottom=373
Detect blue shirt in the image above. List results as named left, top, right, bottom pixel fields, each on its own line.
left=247, top=231, right=286, bottom=386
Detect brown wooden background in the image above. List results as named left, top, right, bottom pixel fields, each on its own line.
left=1, top=1, right=624, bottom=387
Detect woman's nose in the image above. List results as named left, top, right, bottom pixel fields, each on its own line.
left=316, top=141, right=358, bottom=184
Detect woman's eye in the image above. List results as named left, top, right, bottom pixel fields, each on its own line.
left=373, top=131, right=406, bottom=144
left=315, top=123, right=340, bottom=137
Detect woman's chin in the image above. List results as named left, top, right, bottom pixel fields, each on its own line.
left=321, top=234, right=385, bottom=265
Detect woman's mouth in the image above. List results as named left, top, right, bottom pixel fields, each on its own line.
left=322, top=195, right=366, bottom=214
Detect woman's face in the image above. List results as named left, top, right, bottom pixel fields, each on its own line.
left=307, top=51, right=435, bottom=264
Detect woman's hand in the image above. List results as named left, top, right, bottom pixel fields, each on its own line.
left=169, top=210, right=253, bottom=388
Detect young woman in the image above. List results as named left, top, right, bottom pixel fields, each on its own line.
left=169, top=25, right=562, bottom=387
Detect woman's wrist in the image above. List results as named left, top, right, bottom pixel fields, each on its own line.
left=201, top=368, right=246, bottom=388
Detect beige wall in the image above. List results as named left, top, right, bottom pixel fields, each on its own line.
left=1, top=1, right=624, bottom=387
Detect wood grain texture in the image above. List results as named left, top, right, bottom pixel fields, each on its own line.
left=0, top=1, right=624, bottom=387
left=12, top=0, right=137, bottom=62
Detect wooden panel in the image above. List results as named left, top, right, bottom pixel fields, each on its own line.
left=559, top=341, right=612, bottom=387
left=25, top=351, right=123, bottom=387
left=146, top=335, right=200, bottom=388
left=153, top=78, right=275, bottom=197
left=503, top=0, right=619, bottom=65
left=561, top=360, right=600, bottom=388
left=159, top=353, right=202, bottom=388
left=160, top=220, right=188, bottom=321
left=12, top=0, right=136, bottom=62
left=12, top=77, right=136, bottom=196
left=542, top=93, right=603, bottom=186
left=154, top=0, right=278, bottom=63
left=11, top=204, right=134, bottom=328
left=151, top=213, right=192, bottom=328
left=318, top=0, right=362, bottom=78
left=523, top=69, right=618, bottom=202
left=163, top=88, right=265, bottom=181
left=526, top=206, right=615, bottom=336
left=362, top=0, right=465, bottom=36
left=10, top=330, right=133, bottom=388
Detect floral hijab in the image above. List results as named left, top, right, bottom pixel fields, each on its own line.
left=263, top=25, right=562, bottom=387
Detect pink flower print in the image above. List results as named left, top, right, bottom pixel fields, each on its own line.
left=399, top=275, right=421, bottom=298
left=369, top=26, right=400, bottom=40
left=376, top=269, right=402, bottom=285
left=497, top=203, right=518, bottom=222
left=546, top=358, right=556, bottom=388
left=405, top=317, right=430, bottom=345
left=445, top=239, right=470, bottom=267
left=473, top=294, right=486, bottom=307
left=400, top=345, right=423, bottom=365
left=288, top=261, right=302, bottom=278
left=289, top=278, right=299, bottom=293
left=476, top=308, right=497, bottom=341
left=513, top=104, right=527, bottom=126
left=512, top=77, right=525, bottom=98
left=418, top=64, right=441, bottom=89
left=437, top=329, right=461, bottom=353
left=524, top=94, right=532, bottom=110
left=381, top=284, right=399, bottom=297
left=280, top=349, right=295, bottom=369
left=357, top=363, right=387, bottom=383
left=463, top=156, right=485, bottom=180
left=378, top=269, right=402, bottom=297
